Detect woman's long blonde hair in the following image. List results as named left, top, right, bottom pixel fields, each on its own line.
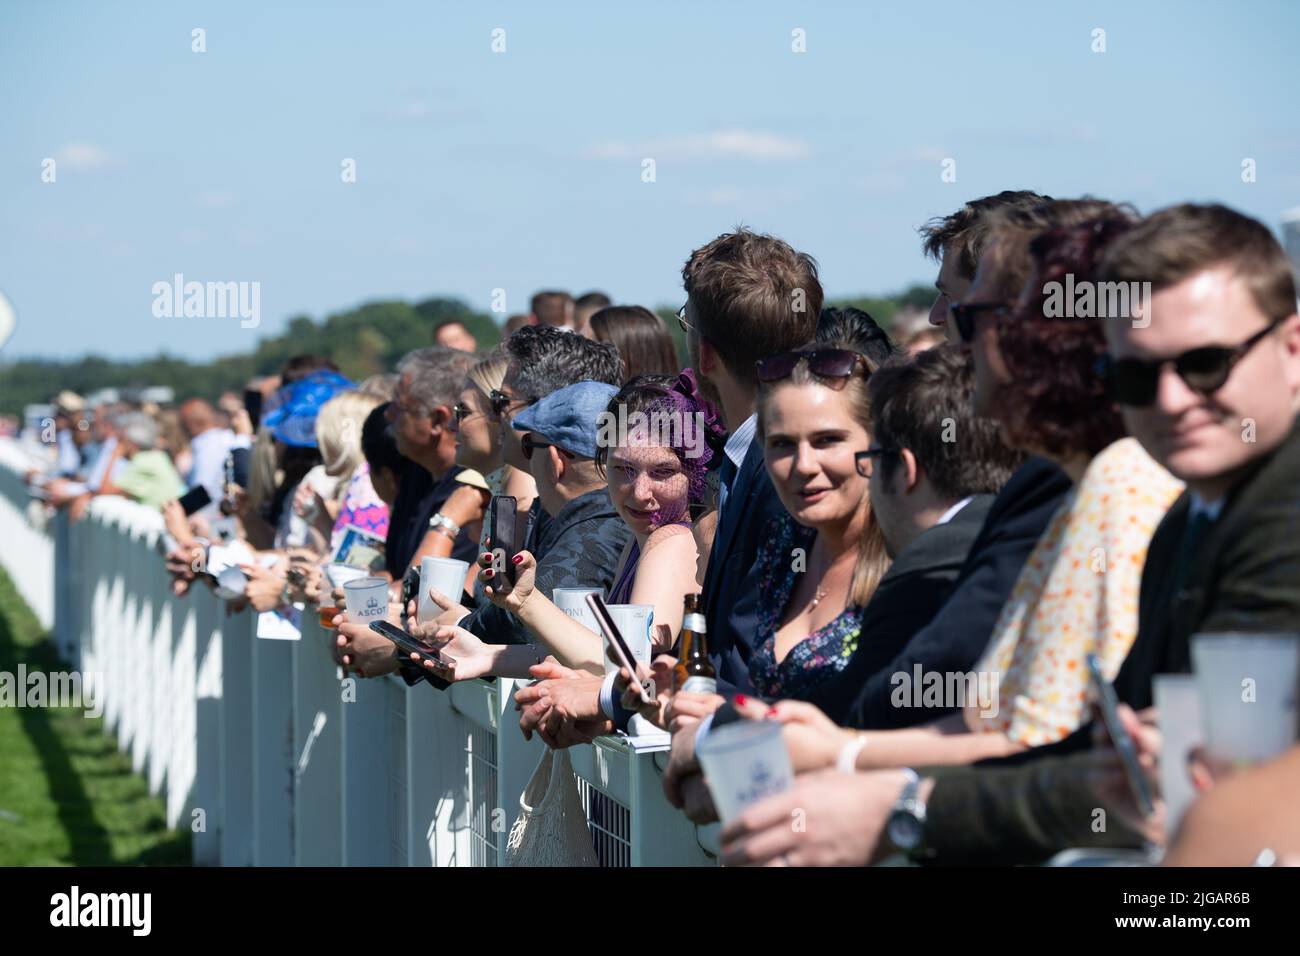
left=316, top=390, right=384, bottom=482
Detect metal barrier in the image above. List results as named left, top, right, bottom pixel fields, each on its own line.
left=0, top=439, right=716, bottom=867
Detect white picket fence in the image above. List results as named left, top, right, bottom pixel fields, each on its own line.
left=0, top=438, right=716, bottom=866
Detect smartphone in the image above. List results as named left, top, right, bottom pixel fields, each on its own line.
left=178, top=484, right=213, bottom=516
left=369, top=619, right=444, bottom=669
left=243, top=388, right=264, bottom=430
left=1087, top=654, right=1155, bottom=818
left=487, top=495, right=518, bottom=594
left=586, top=593, right=655, bottom=705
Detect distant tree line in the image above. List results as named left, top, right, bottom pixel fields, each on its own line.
left=0, top=286, right=934, bottom=415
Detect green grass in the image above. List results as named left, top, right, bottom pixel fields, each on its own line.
left=0, top=566, right=190, bottom=865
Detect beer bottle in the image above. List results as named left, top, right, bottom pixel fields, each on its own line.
left=674, top=593, right=716, bottom=694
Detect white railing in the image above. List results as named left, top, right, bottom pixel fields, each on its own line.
left=0, top=438, right=715, bottom=867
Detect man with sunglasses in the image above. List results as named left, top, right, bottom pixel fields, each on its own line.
left=1101, top=203, right=1300, bottom=708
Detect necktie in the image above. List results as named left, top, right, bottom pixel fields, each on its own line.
left=1170, top=508, right=1215, bottom=597
left=717, top=454, right=739, bottom=516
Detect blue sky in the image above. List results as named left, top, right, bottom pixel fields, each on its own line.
left=1, top=0, right=1298, bottom=360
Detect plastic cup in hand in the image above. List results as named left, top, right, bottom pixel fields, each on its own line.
left=696, top=720, right=794, bottom=824
left=552, top=588, right=603, bottom=634
left=1153, top=674, right=1201, bottom=836
left=418, top=557, right=470, bottom=624
left=604, top=603, right=653, bottom=677
left=320, top=563, right=368, bottom=627
left=343, top=576, right=390, bottom=622
left=1191, top=632, right=1300, bottom=769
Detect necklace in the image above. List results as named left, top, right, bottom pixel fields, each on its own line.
left=807, top=545, right=835, bottom=611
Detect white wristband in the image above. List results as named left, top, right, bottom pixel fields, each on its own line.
left=836, top=734, right=869, bottom=773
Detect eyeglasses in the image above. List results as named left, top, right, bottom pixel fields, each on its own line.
left=950, top=301, right=1014, bottom=344
left=854, top=447, right=896, bottom=477
left=756, top=348, right=870, bottom=388
left=676, top=302, right=693, bottom=334
left=1101, top=319, right=1283, bottom=407
left=521, top=433, right=575, bottom=461
left=489, top=389, right=535, bottom=419
left=452, top=402, right=479, bottom=428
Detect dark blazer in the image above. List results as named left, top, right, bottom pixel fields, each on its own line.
left=923, top=422, right=1300, bottom=863
left=701, top=436, right=788, bottom=695
left=838, top=457, right=1072, bottom=729
left=1115, top=418, right=1300, bottom=709
left=804, top=494, right=995, bottom=725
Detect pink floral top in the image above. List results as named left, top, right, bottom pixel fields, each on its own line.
left=330, top=462, right=390, bottom=554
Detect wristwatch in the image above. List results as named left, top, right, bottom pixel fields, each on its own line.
left=886, top=768, right=931, bottom=859
left=428, top=512, right=461, bottom=540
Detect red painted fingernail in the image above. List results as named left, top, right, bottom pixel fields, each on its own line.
left=767, top=706, right=779, bottom=717
left=733, top=694, right=748, bottom=707
left=484, top=569, right=494, bottom=577
left=512, top=554, right=523, bottom=565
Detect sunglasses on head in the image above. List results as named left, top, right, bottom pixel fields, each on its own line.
left=521, top=433, right=576, bottom=461
left=489, top=389, right=536, bottom=419
left=756, top=348, right=870, bottom=387
left=950, top=301, right=1014, bottom=344
left=1101, top=319, right=1283, bottom=407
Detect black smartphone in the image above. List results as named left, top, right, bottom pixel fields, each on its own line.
left=487, top=495, right=518, bottom=594
left=369, top=619, right=444, bottom=669
left=243, top=388, right=264, bottom=430
left=178, top=484, right=213, bottom=516
left=586, top=593, right=655, bottom=705
left=1087, top=654, right=1155, bottom=818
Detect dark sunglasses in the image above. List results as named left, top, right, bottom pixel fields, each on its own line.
left=1101, top=319, right=1282, bottom=407
left=756, top=348, right=870, bottom=387
left=950, top=301, right=1014, bottom=344
left=452, top=402, right=474, bottom=427
left=521, top=433, right=575, bottom=461
left=489, top=389, right=535, bottom=419
left=854, top=447, right=896, bottom=477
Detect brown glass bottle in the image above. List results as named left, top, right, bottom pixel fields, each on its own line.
left=674, top=593, right=717, bottom=694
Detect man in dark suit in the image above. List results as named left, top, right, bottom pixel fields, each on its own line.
left=805, top=345, right=1022, bottom=724
left=679, top=228, right=824, bottom=693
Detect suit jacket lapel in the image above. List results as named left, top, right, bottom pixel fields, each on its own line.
left=705, top=440, right=763, bottom=605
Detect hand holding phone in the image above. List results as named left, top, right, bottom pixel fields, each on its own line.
left=487, top=495, right=518, bottom=594
left=586, top=593, right=655, bottom=706
left=178, top=484, right=213, bottom=517
left=1088, top=654, right=1156, bottom=818
left=369, top=620, right=445, bottom=670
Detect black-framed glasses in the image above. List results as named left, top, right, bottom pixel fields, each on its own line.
left=452, top=402, right=473, bottom=428
left=855, top=447, right=896, bottom=477
left=489, top=388, right=535, bottom=419
left=676, top=302, right=693, bottom=334
left=756, top=348, right=870, bottom=388
left=521, top=433, right=575, bottom=461
left=1101, top=319, right=1283, bottom=407
left=950, top=301, right=1014, bottom=344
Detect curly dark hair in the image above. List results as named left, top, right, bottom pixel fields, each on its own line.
left=994, top=215, right=1137, bottom=459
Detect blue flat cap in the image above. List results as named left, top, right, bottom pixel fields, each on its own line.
left=512, top=381, right=618, bottom=459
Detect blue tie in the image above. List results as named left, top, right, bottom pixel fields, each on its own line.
left=717, top=454, right=739, bottom=515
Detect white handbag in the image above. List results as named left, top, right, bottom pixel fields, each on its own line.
left=505, top=747, right=599, bottom=867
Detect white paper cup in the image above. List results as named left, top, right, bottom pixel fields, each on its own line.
left=552, top=588, right=603, bottom=634
left=604, top=603, right=653, bottom=677
left=1153, top=674, right=1202, bottom=837
left=696, top=720, right=793, bottom=824
left=418, top=557, right=470, bottom=623
left=1191, top=632, right=1300, bottom=768
left=321, top=563, right=368, bottom=609
left=343, top=576, right=390, bottom=621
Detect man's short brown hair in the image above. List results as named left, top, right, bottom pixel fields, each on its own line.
left=1099, top=203, right=1298, bottom=324
left=920, top=190, right=1052, bottom=280
left=531, top=290, right=574, bottom=327
left=682, top=228, right=823, bottom=387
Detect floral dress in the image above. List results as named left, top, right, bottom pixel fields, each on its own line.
left=748, top=512, right=865, bottom=699
left=329, top=462, right=391, bottom=554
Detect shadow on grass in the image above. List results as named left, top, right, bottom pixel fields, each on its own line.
left=0, top=574, right=190, bottom=866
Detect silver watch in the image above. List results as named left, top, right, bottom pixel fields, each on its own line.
left=886, top=768, right=928, bottom=855
left=428, top=512, right=461, bottom=538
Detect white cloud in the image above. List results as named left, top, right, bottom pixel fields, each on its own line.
left=53, top=143, right=116, bottom=170
left=196, top=191, right=235, bottom=208
left=584, top=128, right=811, bottom=163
